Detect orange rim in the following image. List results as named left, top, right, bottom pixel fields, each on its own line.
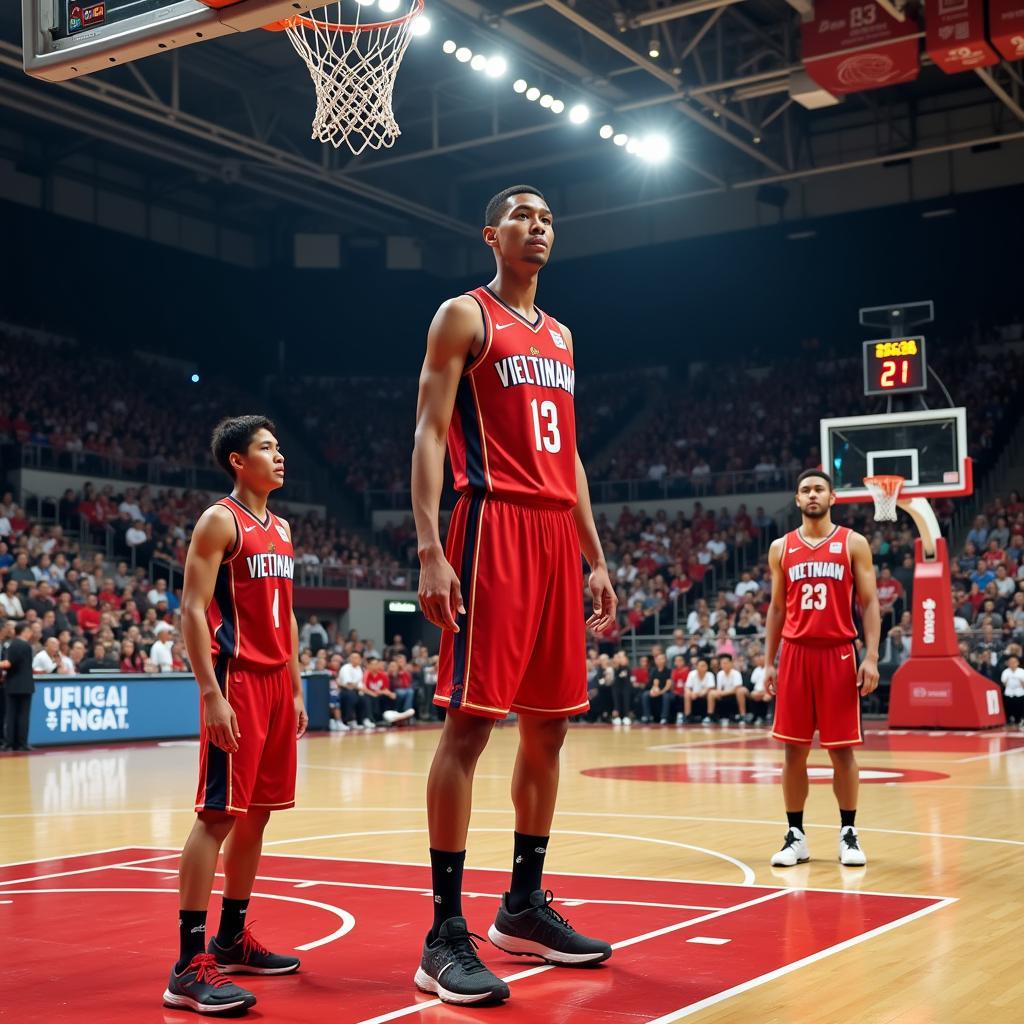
left=863, top=475, right=905, bottom=497
left=265, top=0, right=423, bottom=33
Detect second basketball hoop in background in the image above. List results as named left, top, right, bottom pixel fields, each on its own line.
left=267, top=0, right=428, bottom=153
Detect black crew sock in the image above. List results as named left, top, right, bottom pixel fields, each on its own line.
left=786, top=811, right=804, bottom=833
left=216, top=897, right=250, bottom=947
left=508, top=832, right=549, bottom=914
left=177, top=910, right=208, bottom=972
left=840, top=808, right=857, bottom=828
left=429, top=848, right=466, bottom=942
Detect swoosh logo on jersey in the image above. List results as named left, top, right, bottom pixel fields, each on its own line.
left=495, top=322, right=514, bottom=330
left=841, top=653, right=852, bottom=660
left=244, top=525, right=257, bottom=533
left=788, top=547, right=800, bottom=553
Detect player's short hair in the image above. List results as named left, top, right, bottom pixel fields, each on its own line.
left=485, top=184, right=548, bottom=226
left=796, top=468, right=834, bottom=492
left=211, top=415, right=277, bottom=480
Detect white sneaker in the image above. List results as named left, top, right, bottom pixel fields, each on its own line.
left=622, top=717, right=632, bottom=726
left=702, top=716, right=712, bottom=726
left=611, top=716, right=622, bottom=726
left=838, top=826, right=867, bottom=866
left=363, top=718, right=376, bottom=729
left=383, top=709, right=416, bottom=725
left=770, top=827, right=810, bottom=867
left=676, top=713, right=684, bottom=725
left=336, top=720, right=350, bottom=732
left=328, top=719, right=339, bottom=731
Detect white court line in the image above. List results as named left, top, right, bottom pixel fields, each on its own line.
left=0, top=844, right=139, bottom=867
left=953, top=746, right=1024, bottom=763
left=0, top=886, right=354, bottom=952
left=0, top=851, right=178, bottom=887
left=262, top=827, right=757, bottom=886
left=1, top=845, right=958, bottom=903
left=352, top=889, right=794, bottom=1024
left=643, top=897, right=957, bottom=1023
left=111, top=865, right=721, bottom=912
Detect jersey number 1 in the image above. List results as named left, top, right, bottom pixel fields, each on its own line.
left=530, top=399, right=561, bottom=453
left=272, top=587, right=280, bottom=629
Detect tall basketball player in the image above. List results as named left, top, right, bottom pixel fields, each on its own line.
left=411, top=186, right=617, bottom=1004
left=763, top=470, right=880, bottom=868
left=163, top=416, right=308, bottom=1015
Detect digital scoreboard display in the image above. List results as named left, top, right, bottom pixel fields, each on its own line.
left=862, top=336, right=928, bottom=396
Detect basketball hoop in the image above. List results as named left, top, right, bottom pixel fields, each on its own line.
left=266, top=0, right=425, bottom=154
left=864, top=475, right=904, bottom=522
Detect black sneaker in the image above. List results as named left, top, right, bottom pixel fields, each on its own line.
left=162, top=952, right=256, bottom=1015
left=209, top=925, right=300, bottom=975
left=488, top=890, right=612, bottom=965
left=414, top=916, right=510, bottom=1005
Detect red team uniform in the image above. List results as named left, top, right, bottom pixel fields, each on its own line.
left=772, top=523, right=863, bottom=748
left=195, top=495, right=297, bottom=814
left=435, top=286, right=587, bottom=719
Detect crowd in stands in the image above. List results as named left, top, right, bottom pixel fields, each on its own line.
left=596, top=337, right=1022, bottom=495
left=280, top=369, right=662, bottom=501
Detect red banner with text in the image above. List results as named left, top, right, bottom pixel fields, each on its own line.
left=802, top=0, right=921, bottom=95
left=989, top=0, right=1024, bottom=61
left=926, top=0, right=998, bottom=72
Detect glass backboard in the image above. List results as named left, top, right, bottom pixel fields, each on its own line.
left=820, top=407, right=971, bottom=503
left=22, top=0, right=317, bottom=81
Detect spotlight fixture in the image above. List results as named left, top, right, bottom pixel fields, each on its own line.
left=569, top=103, right=590, bottom=124
left=526, top=86, right=540, bottom=101
left=599, top=123, right=614, bottom=139
left=513, top=78, right=528, bottom=93
left=455, top=46, right=472, bottom=63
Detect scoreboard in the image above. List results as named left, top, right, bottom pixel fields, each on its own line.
left=862, top=336, right=928, bottom=397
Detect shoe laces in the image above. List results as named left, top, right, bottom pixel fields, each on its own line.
left=240, top=923, right=270, bottom=960
left=533, top=890, right=575, bottom=933
left=446, top=929, right=490, bottom=975
left=841, top=829, right=860, bottom=850
left=188, top=953, right=232, bottom=989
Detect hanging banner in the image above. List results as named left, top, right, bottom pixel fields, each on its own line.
left=989, top=0, right=1024, bottom=61
left=802, top=0, right=921, bottom=95
left=926, top=0, right=999, bottom=71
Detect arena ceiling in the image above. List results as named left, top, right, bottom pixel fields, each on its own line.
left=1, top=0, right=1023, bottom=267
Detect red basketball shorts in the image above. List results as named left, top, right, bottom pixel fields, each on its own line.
left=436, top=493, right=588, bottom=720
left=772, top=640, right=863, bottom=748
left=195, top=660, right=297, bottom=815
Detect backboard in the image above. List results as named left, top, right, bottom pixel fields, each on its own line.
left=820, top=407, right=971, bottom=504
left=22, top=0, right=319, bottom=82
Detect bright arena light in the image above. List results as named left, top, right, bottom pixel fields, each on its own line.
left=526, top=86, right=541, bottom=101
left=569, top=103, right=590, bottom=124
left=539, top=93, right=553, bottom=108
left=470, top=54, right=487, bottom=71
left=378, top=0, right=401, bottom=12
left=639, top=133, right=671, bottom=163
left=613, top=132, right=628, bottom=146
left=513, top=78, right=528, bottom=93
left=550, top=98, right=565, bottom=114
left=485, top=55, right=507, bottom=78
left=410, top=15, right=431, bottom=37
left=442, top=39, right=457, bottom=54
left=190, top=373, right=200, bottom=384
left=625, top=137, right=640, bottom=154
left=599, top=123, right=614, bottom=139
left=455, top=46, right=472, bottom=62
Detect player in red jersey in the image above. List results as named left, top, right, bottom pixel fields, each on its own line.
left=411, top=185, right=617, bottom=1005
left=163, top=416, right=308, bottom=1016
left=763, top=469, right=880, bottom=869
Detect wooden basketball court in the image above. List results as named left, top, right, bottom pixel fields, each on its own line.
left=2, top=722, right=1021, bottom=1022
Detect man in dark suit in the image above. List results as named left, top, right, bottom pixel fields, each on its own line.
left=1, top=621, right=36, bottom=751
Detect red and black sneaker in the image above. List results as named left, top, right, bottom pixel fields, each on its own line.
left=209, top=924, right=301, bottom=975
left=163, top=952, right=256, bottom=1015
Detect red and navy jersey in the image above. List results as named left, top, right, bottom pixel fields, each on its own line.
left=207, top=495, right=294, bottom=670
left=447, top=286, right=578, bottom=509
left=781, top=524, right=857, bottom=646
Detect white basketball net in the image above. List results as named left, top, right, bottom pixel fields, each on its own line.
left=864, top=475, right=904, bottom=522
left=283, top=0, right=423, bottom=154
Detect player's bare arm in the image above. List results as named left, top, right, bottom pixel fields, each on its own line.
left=849, top=532, right=881, bottom=695
left=411, top=295, right=483, bottom=632
left=181, top=504, right=240, bottom=754
left=561, top=325, right=616, bottom=634
left=279, top=517, right=308, bottom=738
left=763, top=537, right=787, bottom=696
